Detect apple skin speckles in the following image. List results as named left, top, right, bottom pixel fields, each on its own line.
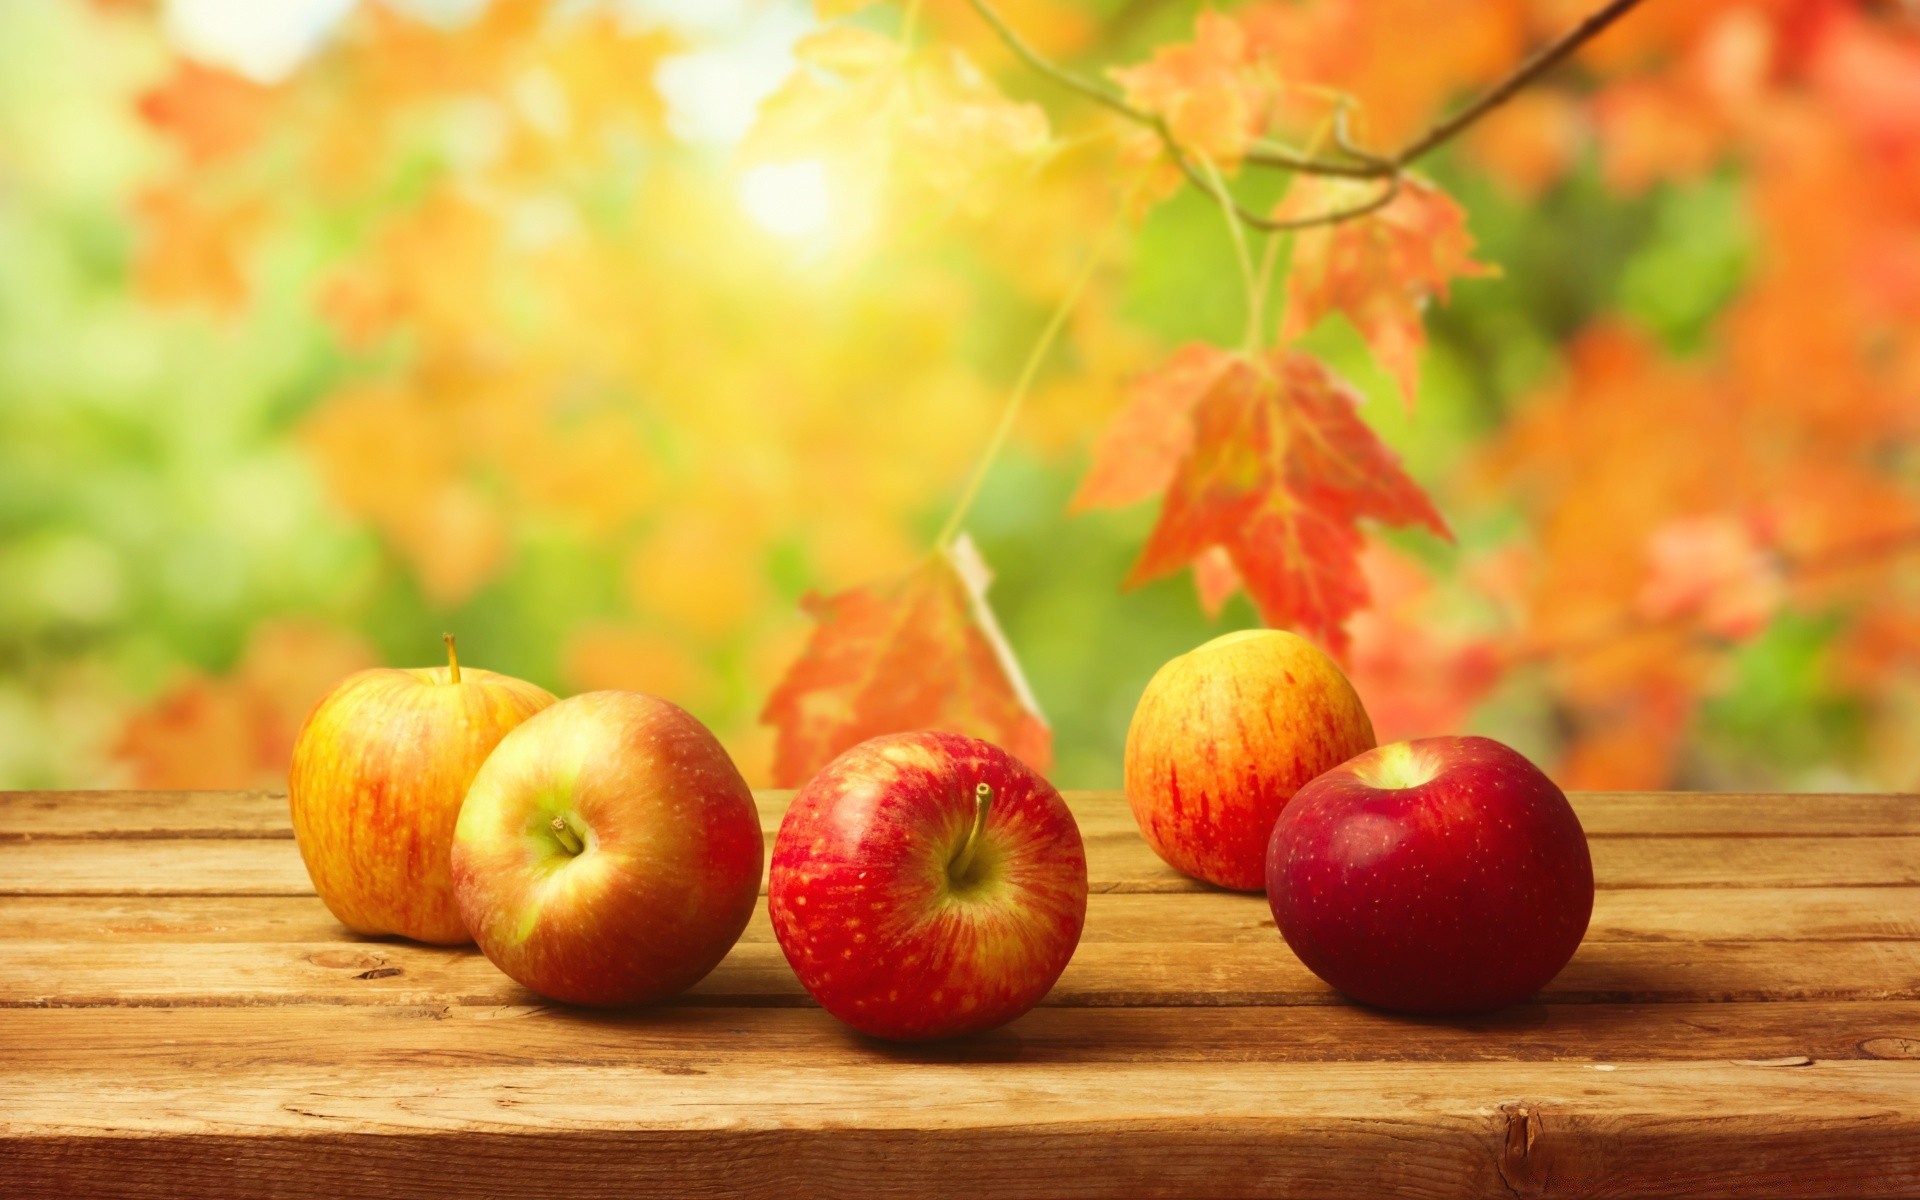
left=1125, top=629, right=1375, bottom=891
left=769, top=730, right=1087, bottom=1041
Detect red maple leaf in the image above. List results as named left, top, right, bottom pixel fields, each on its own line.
left=760, top=535, right=1051, bottom=787
left=1075, top=345, right=1449, bottom=655
left=1281, top=176, right=1495, bottom=406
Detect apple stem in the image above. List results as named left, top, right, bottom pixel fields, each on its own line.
left=949, top=783, right=994, bottom=881
left=443, top=632, right=462, bottom=684
left=550, top=817, right=583, bottom=856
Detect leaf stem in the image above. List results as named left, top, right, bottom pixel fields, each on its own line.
left=1197, top=154, right=1262, bottom=352
left=933, top=175, right=1139, bottom=549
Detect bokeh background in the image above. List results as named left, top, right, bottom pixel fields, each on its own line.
left=2, top=0, right=1917, bottom=792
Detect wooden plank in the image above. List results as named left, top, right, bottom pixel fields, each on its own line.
left=6, top=789, right=1917, bottom=841
left=4, top=938, right=1917, bottom=1008
left=1568, top=792, right=1920, bottom=837
left=0, top=839, right=314, bottom=895
left=0, top=791, right=291, bottom=840
left=2, top=1058, right=1916, bottom=1199
left=5, top=887, right=1919, bottom=946
left=2, top=1002, right=1917, bottom=1072
left=9, top=832, right=1920, bottom=896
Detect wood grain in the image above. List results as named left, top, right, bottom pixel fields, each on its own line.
left=6, top=1001, right=1918, bottom=1068
left=4, top=1060, right=1917, bottom=1199
left=7, top=886, right=1918, bottom=945
left=9, top=833, right=1920, bottom=896
left=5, top=788, right=1919, bottom=1199
left=7, top=789, right=1919, bottom=840
left=5, top=938, right=1918, bottom=1009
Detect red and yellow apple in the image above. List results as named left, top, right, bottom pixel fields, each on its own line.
left=451, top=690, right=763, bottom=1007
left=1266, top=735, right=1594, bottom=1014
left=769, top=731, right=1087, bottom=1041
left=289, top=636, right=555, bottom=945
left=1125, top=628, right=1375, bottom=891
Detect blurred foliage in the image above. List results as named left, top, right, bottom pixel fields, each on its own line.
left=0, top=0, right=1916, bottom=792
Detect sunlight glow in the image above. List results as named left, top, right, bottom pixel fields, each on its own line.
left=739, top=161, right=832, bottom=239
left=163, top=0, right=356, bottom=82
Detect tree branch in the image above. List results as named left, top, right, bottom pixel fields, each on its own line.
left=963, top=0, right=1648, bottom=227
left=1392, top=0, right=1648, bottom=167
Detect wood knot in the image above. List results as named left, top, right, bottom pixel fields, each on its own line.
left=1497, top=1103, right=1547, bottom=1196
left=1860, top=1037, right=1920, bottom=1060
left=354, top=967, right=404, bottom=980
left=1501, top=1104, right=1539, bottom=1161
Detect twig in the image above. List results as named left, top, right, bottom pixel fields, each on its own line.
left=1393, top=0, right=1647, bottom=167
left=963, top=0, right=1648, bottom=226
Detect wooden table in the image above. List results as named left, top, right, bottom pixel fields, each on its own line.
left=2, top=789, right=1917, bottom=1198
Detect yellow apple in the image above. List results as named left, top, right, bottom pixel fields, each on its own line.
left=288, top=635, right=556, bottom=944
left=1125, top=628, right=1376, bottom=891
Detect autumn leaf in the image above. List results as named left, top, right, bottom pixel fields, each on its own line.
left=1634, top=512, right=1784, bottom=642
left=1280, top=176, right=1494, bottom=406
left=132, top=187, right=266, bottom=311
left=761, top=534, right=1051, bottom=788
left=116, top=621, right=379, bottom=789
left=1076, top=345, right=1449, bottom=654
left=743, top=26, right=1047, bottom=205
left=1344, top=544, right=1503, bottom=743
left=138, top=62, right=274, bottom=166
left=1109, top=10, right=1275, bottom=169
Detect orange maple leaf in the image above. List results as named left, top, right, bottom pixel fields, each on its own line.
left=115, top=620, right=379, bottom=789
left=1344, top=544, right=1504, bottom=743
left=1281, top=176, right=1494, bottom=406
left=1634, top=511, right=1785, bottom=642
left=1075, top=345, right=1449, bottom=655
left=138, top=62, right=274, bottom=166
left=1109, top=10, right=1275, bottom=169
left=761, top=535, right=1051, bottom=788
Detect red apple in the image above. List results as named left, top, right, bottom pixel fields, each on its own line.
left=1266, top=735, right=1593, bottom=1014
left=1126, top=629, right=1376, bottom=891
left=451, top=690, right=763, bottom=1006
left=289, top=635, right=556, bottom=945
left=769, top=731, right=1087, bottom=1041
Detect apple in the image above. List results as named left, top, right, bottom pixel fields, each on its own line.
left=1125, top=628, right=1375, bottom=891
left=289, top=635, right=556, bottom=945
left=451, top=690, right=763, bottom=1007
left=769, top=731, right=1087, bottom=1041
left=1266, top=735, right=1594, bottom=1014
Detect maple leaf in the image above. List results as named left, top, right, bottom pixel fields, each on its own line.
left=1075, top=345, right=1449, bottom=655
left=743, top=27, right=1047, bottom=206
left=116, top=620, right=378, bottom=789
left=1344, top=544, right=1503, bottom=743
left=761, top=534, right=1051, bottom=788
left=138, top=62, right=274, bottom=166
left=1634, top=512, right=1785, bottom=642
left=1109, top=10, right=1275, bottom=169
left=1280, top=176, right=1494, bottom=407
left=132, top=187, right=266, bottom=311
